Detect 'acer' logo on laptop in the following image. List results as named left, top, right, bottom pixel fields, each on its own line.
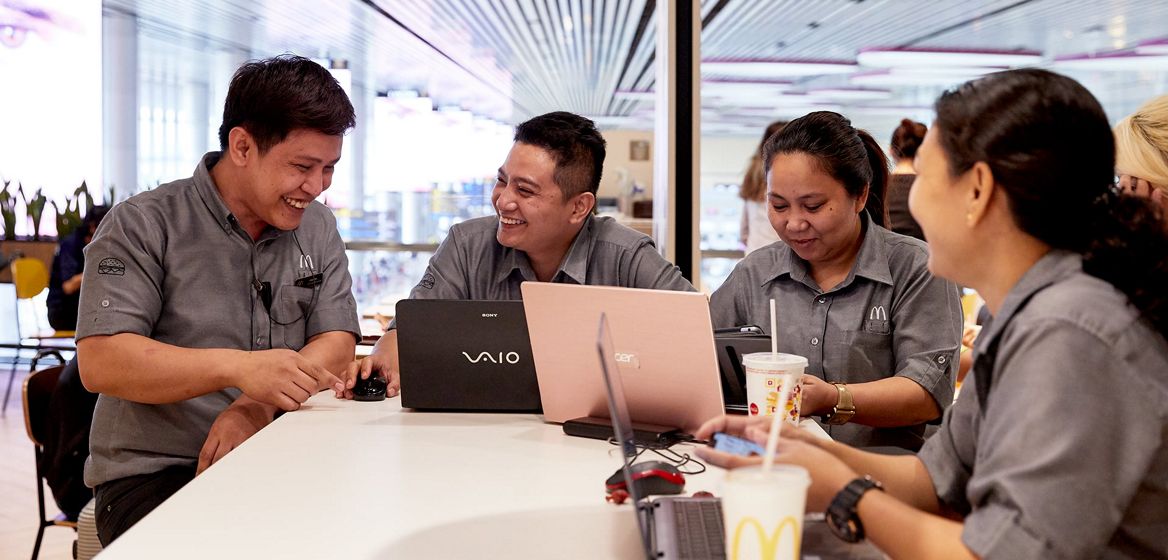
left=462, top=351, right=521, bottom=364
left=614, top=352, right=640, bottom=368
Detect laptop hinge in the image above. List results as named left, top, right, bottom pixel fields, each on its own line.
left=562, top=416, right=686, bottom=446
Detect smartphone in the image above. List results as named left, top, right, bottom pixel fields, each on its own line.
left=713, top=325, right=765, bottom=335
left=711, top=432, right=766, bottom=457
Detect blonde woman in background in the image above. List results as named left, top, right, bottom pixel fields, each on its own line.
left=1114, top=94, right=1168, bottom=217
left=739, top=120, right=787, bottom=254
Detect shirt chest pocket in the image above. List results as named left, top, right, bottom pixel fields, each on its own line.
left=839, top=325, right=894, bottom=380
left=270, top=285, right=315, bottom=350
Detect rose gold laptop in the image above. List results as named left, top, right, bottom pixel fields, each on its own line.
left=520, top=283, right=724, bottom=434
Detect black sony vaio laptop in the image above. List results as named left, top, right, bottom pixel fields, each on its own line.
left=395, top=299, right=541, bottom=412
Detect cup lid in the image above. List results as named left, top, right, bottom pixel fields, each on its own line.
left=728, top=464, right=812, bottom=486
left=742, top=352, right=809, bottom=368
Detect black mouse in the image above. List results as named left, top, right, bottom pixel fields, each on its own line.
left=605, top=460, right=685, bottom=497
left=352, top=373, right=387, bottom=401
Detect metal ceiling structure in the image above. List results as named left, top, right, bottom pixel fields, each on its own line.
left=104, top=0, right=1168, bottom=134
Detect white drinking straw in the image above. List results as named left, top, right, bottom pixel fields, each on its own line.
left=762, top=297, right=789, bottom=472
left=769, top=298, right=778, bottom=355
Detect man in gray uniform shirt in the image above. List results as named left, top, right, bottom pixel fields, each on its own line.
left=348, top=112, right=694, bottom=397
left=77, top=55, right=360, bottom=545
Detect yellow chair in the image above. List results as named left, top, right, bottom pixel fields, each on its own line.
left=4, top=258, right=73, bottom=414
left=12, top=257, right=76, bottom=339
left=960, top=290, right=983, bottom=326
left=23, top=365, right=79, bottom=560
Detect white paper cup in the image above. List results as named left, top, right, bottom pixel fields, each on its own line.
left=722, top=465, right=810, bottom=560
left=742, top=352, right=807, bottom=423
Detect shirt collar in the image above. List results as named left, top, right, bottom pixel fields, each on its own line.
left=971, top=249, right=1082, bottom=363
left=193, top=151, right=284, bottom=242
left=762, top=211, right=893, bottom=289
left=494, top=214, right=593, bottom=285
left=193, top=152, right=233, bottom=229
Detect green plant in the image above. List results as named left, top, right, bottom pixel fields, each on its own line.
left=19, top=184, right=48, bottom=240
left=0, top=180, right=16, bottom=240
left=52, top=194, right=81, bottom=238
left=77, top=181, right=94, bottom=212
left=52, top=181, right=95, bottom=238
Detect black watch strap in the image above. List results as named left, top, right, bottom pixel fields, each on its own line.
left=825, top=476, right=884, bottom=543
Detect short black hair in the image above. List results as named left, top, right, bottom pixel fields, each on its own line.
left=218, top=54, right=356, bottom=154
left=513, top=111, right=606, bottom=197
left=81, top=205, right=109, bottom=238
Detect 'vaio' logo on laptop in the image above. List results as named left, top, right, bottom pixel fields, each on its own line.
left=396, top=299, right=541, bottom=412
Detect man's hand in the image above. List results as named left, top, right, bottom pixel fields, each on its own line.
left=341, top=352, right=400, bottom=399
left=235, top=349, right=344, bottom=410
left=197, top=396, right=275, bottom=475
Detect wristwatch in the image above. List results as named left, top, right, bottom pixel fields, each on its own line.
left=821, top=383, right=855, bottom=425
left=825, top=475, right=884, bottom=543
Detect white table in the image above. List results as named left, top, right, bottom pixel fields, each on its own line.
left=96, top=394, right=874, bottom=559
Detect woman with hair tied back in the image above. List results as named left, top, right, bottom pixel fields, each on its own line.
left=739, top=120, right=788, bottom=255
left=887, top=118, right=928, bottom=240
left=698, top=69, right=1168, bottom=559
left=1114, top=93, right=1168, bottom=220
left=710, top=111, right=963, bottom=451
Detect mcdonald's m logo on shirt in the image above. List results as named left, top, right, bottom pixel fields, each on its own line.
left=869, top=305, right=888, bottom=321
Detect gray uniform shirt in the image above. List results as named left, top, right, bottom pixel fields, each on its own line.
left=79, top=152, right=360, bottom=488
left=710, top=215, right=962, bottom=449
left=919, top=251, right=1168, bottom=559
left=389, top=214, right=694, bottom=327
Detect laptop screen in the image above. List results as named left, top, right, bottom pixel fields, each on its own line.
left=596, top=313, right=655, bottom=560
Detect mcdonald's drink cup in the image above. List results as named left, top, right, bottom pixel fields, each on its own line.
left=723, top=465, right=811, bottom=560
left=742, top=353, right=808, bottom=423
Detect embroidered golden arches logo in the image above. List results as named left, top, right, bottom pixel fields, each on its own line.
left=730, top=515, right=801, bottom=560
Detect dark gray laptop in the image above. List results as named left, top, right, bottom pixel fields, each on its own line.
left=396, top=299, right=540, bottom=412
left=597, top=313, right=725, bottom=560
left=599, top=315, right=888, bottom=560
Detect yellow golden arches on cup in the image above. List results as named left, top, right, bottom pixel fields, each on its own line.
left=730, top=515, right=801, bottom=560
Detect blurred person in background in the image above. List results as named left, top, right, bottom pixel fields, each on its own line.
left=1114, top=93, right=1168, bottom=221
left=47, top=205, right=108, bottom=330
left=887, top=118, right=927, bottom=240
left=739, top=120, right=787, bottom=254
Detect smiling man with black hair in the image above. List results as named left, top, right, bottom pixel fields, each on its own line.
left=347, top=111, right=694, bottom=398
left=77, top=55, right=361, bottom=545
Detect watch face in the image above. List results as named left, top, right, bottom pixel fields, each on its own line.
left=826, top=509, right=862, bottom=543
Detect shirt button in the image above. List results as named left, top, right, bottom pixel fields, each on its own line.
left=817, top=297, right=826, bottom=304
left=101, top=299, right=110, bottom=308
left=937, top=355, right=947, bottom=365
left=811, top=337, right=819, bottom=346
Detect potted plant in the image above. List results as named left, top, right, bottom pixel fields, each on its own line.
left=52, top=182, right=94, bottom=238
left=52, top=193, right=80, bottom=239
left=19, top=184, right=49, bottom=240
left=0, top=180, right=16, bottom=240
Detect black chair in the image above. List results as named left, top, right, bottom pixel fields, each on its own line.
left=22, top=364, right=77, bottom=559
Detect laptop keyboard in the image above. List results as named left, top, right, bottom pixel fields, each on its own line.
left=673, top=500, right=725, bottom=559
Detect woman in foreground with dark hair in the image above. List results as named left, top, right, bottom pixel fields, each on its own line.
left=699, top=69, right=1168, bottom=559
